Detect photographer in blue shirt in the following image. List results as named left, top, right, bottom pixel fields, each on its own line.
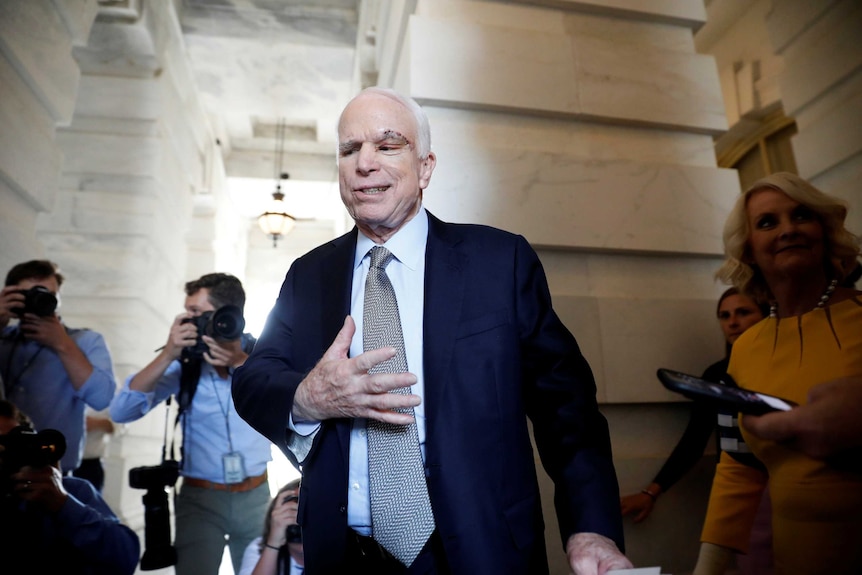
left=111, top=273, right=272, bottom=575
left=0, top=260, right=116, bottom=474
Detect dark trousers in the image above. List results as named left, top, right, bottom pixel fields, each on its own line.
left=72, top=458, right=105, bottom=492
left=346, top=530, right=450, bottom=575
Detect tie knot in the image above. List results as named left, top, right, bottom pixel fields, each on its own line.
left=369, top=246, right=393, bottom=270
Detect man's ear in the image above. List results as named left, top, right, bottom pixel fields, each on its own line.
left=418, top=151, right=436, bottom=190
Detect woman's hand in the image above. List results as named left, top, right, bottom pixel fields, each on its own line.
left=266, top=488, right=299, bottom=549
left=620, top=492, right=655, bottom=523
left=620, top=483, right=660, bottom=523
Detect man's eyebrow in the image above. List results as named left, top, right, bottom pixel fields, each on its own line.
left=338, top=139, right=361, bottom=154
left=339, top=130, right=411, bottom=152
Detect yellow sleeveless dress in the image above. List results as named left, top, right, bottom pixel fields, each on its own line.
left=701, top=296, right=862, bottom=574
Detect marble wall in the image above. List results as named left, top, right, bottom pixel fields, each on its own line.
left=0, top=0, right=95, bottom=273
left=767, top=0, right=862, bottom=236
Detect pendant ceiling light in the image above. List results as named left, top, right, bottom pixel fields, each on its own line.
left=258, top=118, right=296, bottom=247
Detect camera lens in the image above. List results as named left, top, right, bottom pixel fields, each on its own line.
left=13, top=287, right=57, bottom=317
left=208, top=305, right=244, bottom=340
left=28, top=287, right=58, bottom=316
left=285, top=524, right=302, bottom=543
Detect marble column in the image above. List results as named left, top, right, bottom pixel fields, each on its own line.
left=42, top=1, right=237, bottom=530
left=360, top=0, right=738, bottom=571
left=0, top=0, right=96, bottom=273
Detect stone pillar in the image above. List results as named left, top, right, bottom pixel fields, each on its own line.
left=41, top=1, right=235, bottom=530
left=766, top=0, right=862, bottom=234
left=360, top=0, right=738, bottom=571
left=0, top=0, right=97, bottom=272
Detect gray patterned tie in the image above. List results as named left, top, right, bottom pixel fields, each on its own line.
left=363, top=246, right=435, bottom=566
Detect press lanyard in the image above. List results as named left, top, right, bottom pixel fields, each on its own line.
left=210, top=370, right=234, bottom=452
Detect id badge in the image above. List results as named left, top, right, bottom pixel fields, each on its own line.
left=223, top=451, right=246, bottom=484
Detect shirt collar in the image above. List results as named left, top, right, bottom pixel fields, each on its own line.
left=354, top=206, right=428, bottom=270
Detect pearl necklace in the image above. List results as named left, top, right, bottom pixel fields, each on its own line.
left=769, top=278, right=838, bottom=318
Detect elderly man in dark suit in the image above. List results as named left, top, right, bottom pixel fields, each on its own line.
left=232, top=87, right=631, bottom=575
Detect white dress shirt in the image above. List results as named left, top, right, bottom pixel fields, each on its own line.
left=346, top=207, right=428, bottom=535
left=287, top=208, right=429, bottom=534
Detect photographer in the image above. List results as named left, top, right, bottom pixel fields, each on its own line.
left=0, top=260, right=117, bottom=474
left=110, top=273, right=272, bottom=575
left=0, top=399, right=139, bottom=574
left=238, top=479, right=305, bottom=575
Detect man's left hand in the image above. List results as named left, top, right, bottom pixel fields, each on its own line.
left=202, top=335, right=248, bottom=369
left=19, top=313, right=71, bottom=351
left=13, top=465, right=69, bottom=513
left=566, top=532, right=632, bottom=575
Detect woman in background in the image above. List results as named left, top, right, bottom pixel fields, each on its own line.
left=622, top=287, right=772, bottom=573
left=238, top=479, right=304, bottom=575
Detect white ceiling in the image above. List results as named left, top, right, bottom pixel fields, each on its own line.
left=179, top=0, right=361, bottom=221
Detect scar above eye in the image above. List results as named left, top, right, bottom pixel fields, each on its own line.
left=380, top=130, right=410, bottom=146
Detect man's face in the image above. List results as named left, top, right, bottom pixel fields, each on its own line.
left=184, top=288, right=215, bottom=317
left=337, top=92, right=436, bottom=243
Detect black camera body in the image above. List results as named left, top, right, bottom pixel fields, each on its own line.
left=180, top=304, right=245, bottom=357
left=128, top=460, right=180, bottom=570
left=129, top=460, right=180, bottom=490
left=13, top=286, right=57, bottom=317
left=0, top=426, right=66, bottom=496
left=283, top=495, right=302, bottom=543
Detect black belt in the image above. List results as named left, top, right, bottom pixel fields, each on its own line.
left=348, top=529, right=395, bottom=562
left=346, top=529, right=450, bottom=575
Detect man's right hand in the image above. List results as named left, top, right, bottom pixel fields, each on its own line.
left=743, top=376, right=862, bottom=460
left=164, top=312, right=199, bottom=360
left=292, top=316, right=420, bottom=425
left=0, top=285, right=25, bottom=328
left=129, top=312, right=198, bottom=393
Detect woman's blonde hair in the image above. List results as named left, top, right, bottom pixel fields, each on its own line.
left=716, top=172, right=860, bottom=302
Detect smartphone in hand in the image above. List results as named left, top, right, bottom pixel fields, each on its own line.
left=657, top=368, right=796, bottom=415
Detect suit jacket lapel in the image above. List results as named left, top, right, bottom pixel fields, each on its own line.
left=318, top=228, right=358, bottom=469
left=423, top=214, right=466, bottom=441
left=319, top=230, right=356, bottom=346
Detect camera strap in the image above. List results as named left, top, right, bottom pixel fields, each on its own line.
left=177, top=352, right=202, bottom=416
left=1, top=331, right=45, bottom=399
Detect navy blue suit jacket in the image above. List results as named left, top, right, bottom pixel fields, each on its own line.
left=233, top=212, right=624, bottom=574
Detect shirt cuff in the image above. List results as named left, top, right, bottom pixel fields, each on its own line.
left=287, top=413, right=320, bottom=464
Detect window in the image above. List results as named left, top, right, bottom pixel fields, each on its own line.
left=716, top=109, right=798, bottom=190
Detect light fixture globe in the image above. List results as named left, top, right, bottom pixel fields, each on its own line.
left=258, top=190, right=296, bottom=247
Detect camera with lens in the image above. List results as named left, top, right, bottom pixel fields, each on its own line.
left=283, top=495, right=302, bottom=543
left=0, top=426, right=66, bottom=496
left=128, top=460, right=180, bottom=570
left=180, top=304, right=245, bottom=357
left=12, top=286, right=58, bottom=317
left=129, top=460, right=180, bottom=491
